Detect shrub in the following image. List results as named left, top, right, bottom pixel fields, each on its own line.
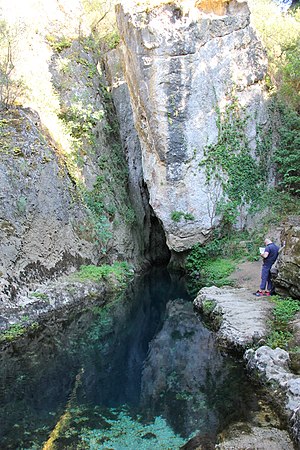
left=171, top=211, right=195, bottom=222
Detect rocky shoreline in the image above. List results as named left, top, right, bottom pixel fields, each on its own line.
left=194, top=286, right=300, bottom=449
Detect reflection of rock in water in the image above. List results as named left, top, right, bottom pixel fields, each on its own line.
left=140, top=299, right=256, bottom=440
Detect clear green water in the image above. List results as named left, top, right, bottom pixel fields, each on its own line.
left=0, top=269, right=260, bottom=449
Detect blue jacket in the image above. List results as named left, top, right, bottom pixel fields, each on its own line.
left=263, top=242, right=279, bottom=267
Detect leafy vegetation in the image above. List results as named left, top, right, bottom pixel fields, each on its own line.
left=171, top=211, right=195, bottom=222
left=59, top=103, right=104, bottom=143
left=0, top=321, right=39, bottom=343
left=199, top=95, right=263, bottom=230
left=185, top=233, right=241, bottom=294
left=249, top=0, right=300, bottom=197
left=274, top=104, right=300, bottom=195
left=45, top=35, right=72, bottom=53
left=266, top=296, right=300, bottom=349
left=249, top=0, right=300, bottom=110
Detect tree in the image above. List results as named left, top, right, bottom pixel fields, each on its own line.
left=0, top=20, right=27, bottom=109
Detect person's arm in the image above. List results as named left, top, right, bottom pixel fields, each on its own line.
left=260, top=249, right=269, bottom=259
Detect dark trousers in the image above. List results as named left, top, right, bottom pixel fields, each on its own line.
left=260, top=264, right=272, bottom=291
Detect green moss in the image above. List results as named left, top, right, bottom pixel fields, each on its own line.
left=30, top=292, right=49, bottom=301
left=0, top=321, right=39, bottom=343
left=202, top=300, right=215, bottom=315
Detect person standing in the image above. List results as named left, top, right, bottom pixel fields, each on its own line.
left=255, top=238, right=279, bottom=296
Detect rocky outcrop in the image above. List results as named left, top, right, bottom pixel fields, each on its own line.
left=116, top=0, right=267, bottom=252
left=0, top=0, right=172, bottom=302
left=194, top=286, right=274, bottom=351
left=275, top=217, right=300, bottom=299
left=0, top=108, right=98, bottom=301
left=0, top=104, right=146, bottom=302
left=246, top=346, right=300, bottom=446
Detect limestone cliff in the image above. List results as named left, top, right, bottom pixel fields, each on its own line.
left=115, top=0, right=268, bottom=252
left=0, top=0, right=168, bottom=302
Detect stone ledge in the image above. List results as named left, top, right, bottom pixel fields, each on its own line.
left=193, top=285, right=274, bottom=351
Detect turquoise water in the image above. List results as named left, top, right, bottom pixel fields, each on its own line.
left=0, top=269, right=260, bottom=449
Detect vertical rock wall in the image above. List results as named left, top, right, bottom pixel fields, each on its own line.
left=105, top=50, right=171, bottom=266
left=275, top=217, right=300, bottom=298
left=115, top=0, right=268, bottom=252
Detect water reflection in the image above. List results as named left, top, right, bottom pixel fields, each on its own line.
left=0, top=269, right=259, bottom=449
left=140, top=298, right=256, bottom=440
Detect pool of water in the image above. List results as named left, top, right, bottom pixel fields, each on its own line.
left=0, top=269, right=261, bottom=449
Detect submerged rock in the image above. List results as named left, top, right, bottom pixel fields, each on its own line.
left=193, top=286, right=274, bottom=351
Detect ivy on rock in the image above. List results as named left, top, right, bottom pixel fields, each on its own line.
left=199, top=95, right=264, bottom=229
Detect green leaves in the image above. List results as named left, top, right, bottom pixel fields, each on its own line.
left=275, top=105, right=300, bottom=196
left=200, top=96, right=263, bottom=228
left=171, top=211, right=195, bottom=222
left=266, top=296, right=300, bottom=350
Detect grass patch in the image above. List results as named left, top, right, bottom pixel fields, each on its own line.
left=72, top=262, right=134, bottom=286
left=201, top=258, right=236, bottom=287
left=266, top=296, right=300, bottom=350
left=186, top=256, right=236, bottom=296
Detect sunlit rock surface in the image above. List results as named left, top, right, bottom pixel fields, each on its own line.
left=116, top=0, right=267, bottom=252
left=194, top=286, right=273, bottom=350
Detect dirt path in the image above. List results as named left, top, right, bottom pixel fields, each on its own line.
left=229, top=260, right=262, bottom=292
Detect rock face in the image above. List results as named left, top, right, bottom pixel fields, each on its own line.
left=275, top=217, right=300, bottom=299
left=0, top=108, right=98, bottom=301
left=0, top=106, right=147, bottom=302
left=104, top=49, right=171, bottom=266
left=194, top=286, right=274, bottom=350
left=246, top=346, right=300, bottom=446
left=116, top=0, right=267, bottom=252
